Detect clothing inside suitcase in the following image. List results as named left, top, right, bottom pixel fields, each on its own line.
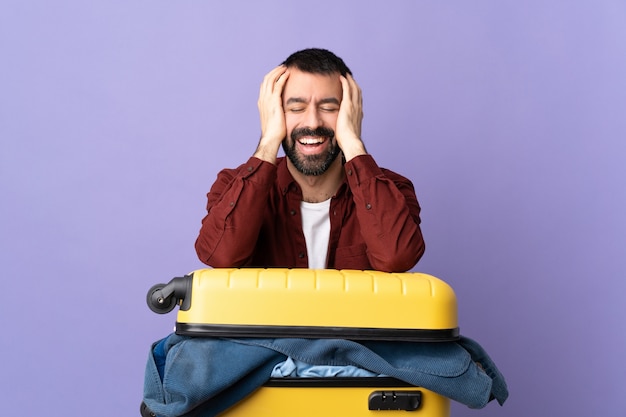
left=142, top=269, right=508, bottom=417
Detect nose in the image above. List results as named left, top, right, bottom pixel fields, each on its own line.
left=302, top=107, right=322, bottom=129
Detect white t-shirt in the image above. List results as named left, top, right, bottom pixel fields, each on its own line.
left=300, top=199, right=331, bottom=269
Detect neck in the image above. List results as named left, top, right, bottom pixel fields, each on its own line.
left=287, top=157, right=344, bottom=203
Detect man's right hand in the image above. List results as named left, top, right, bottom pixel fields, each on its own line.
left=254, top=65, right=290, bottom=164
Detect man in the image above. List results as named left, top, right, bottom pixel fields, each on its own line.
left=195, top=48, right=424, bottom=272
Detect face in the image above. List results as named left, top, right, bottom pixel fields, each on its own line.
left=281, top=69, right=343, bottom=176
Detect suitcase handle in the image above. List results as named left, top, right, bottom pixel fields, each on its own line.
left=146, top=275, right=193, bottom=314
left=368, top=390, right=422, bottom=411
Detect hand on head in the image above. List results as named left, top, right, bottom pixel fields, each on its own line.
left=255, top=65, right=290, bottom=164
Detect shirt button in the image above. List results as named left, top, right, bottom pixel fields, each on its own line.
left=290, top=210, right=296, bottom=216
left=247, top=166, right=253, bottom=172
left=347, top=169, right=353, bottom=176
left=298, top=252, right=305, bottom=259
left=365, top=203, right=372, bottom=210
left=230, top=201, right=235, bottom=207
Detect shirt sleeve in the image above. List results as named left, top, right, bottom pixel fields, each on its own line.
left=195, top=157, right=277, bottom=267
left=344, top=154, right=425, bottom=272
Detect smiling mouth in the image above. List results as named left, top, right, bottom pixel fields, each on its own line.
left=298, top=137, right=326, bottom=145
left=292, top=127, right=335, bottom=146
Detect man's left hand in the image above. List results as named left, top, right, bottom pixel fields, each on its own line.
left=336, top=74, right=367, bottom=161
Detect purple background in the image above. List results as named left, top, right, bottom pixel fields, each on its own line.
left=2, top=1, right=625, bottom=416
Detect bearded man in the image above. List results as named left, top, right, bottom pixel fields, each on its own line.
left=195, top=48, right=425, bottom=272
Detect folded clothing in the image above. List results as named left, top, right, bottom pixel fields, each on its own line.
left=271, top=357, right=382, bottom=378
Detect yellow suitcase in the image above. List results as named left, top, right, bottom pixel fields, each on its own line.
left=145, top=268, right=459, bottom=416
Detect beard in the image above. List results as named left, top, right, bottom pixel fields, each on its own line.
left=282, top=127, right=341, bottom=176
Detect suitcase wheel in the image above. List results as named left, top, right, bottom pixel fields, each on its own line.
left=146, top=284, right=177, bottom=314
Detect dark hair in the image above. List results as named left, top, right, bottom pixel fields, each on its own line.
left=281, top=48, right=352, bottom=76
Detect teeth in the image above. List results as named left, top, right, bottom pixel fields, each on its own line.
left=299, top=137, right=325, bottom=145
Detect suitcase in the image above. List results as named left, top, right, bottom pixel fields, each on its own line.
left=145, top=268, right=459, bottom=416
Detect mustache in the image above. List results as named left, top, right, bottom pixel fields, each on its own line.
left=291, top=127, right=335, bottom=141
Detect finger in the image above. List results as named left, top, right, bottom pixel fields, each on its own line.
left=340, top=75, right=363, bottom=138
left=274, top=69, right=290, bottom=95
left=346, top=74, right=362, bottom=107
left=260, top=65, right=287, bottom=96
left=340, top=75, right=351, bottom=103
left=340, top=75, right=360, bottom=112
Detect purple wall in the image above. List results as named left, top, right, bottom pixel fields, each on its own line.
left=2, top=1, right=625, bottom=416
